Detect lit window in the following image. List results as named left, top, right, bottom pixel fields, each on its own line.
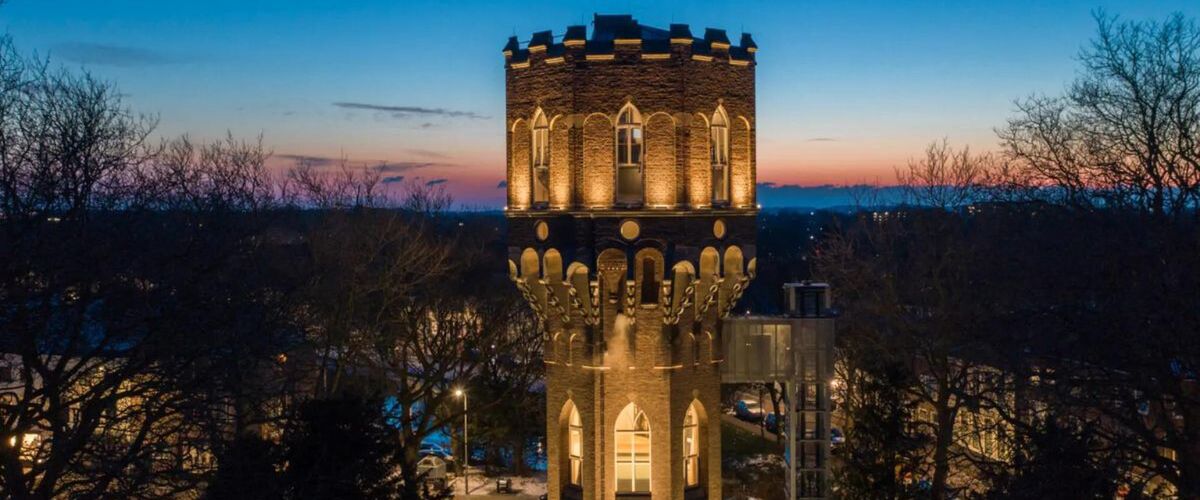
left=531, top=109, right=550, bottom=207
left=615, top=403, right=650, bottom=493
left=568, top=405, right=583, bottom=485
left=710, top=107, right=729, bottom=204
left=615, top=104, right=644, bottom=206
left=683, top=404, right=700, bottom=486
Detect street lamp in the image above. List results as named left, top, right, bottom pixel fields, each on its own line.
left=455, top=388, right=468, bottom=495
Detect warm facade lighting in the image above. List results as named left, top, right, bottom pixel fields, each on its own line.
left=503, top=14, right=758, bottom=500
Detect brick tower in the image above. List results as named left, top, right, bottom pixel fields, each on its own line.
left=504, top=15, right=758, bottom=500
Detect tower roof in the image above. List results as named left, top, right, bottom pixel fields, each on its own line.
left=502, top=14, right=757, bottom=64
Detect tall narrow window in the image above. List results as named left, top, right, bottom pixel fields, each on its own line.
left=683, top=404, right=700, bottom=486
left=639, top=257, right=657, bottom=305
left=710, top=107, right=729, bottom=205
left=615, top=403, right=651, bottom=493
left=568, top=405, right=583, bottom=485
left=531, top=110, right=550, bottom=207
left=615, top=104, right=644, bottom=206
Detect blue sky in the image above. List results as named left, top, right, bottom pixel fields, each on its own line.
left=3, top=0, right=1198, bottom=207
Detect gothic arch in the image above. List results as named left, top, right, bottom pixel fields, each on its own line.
left=567, top=332, right=583, bottom=365
left=688, top=112, right=712, bottom=208
left=531, top=109, right=550, bottom=207
left=683, top=400, right=709, bottom=487
left=614, top=103, right=645, bottom=207
left=710, top=106, right=731, bottom=205
left=633, top=248, right=664, bottom=306
left=582, top=113, right=614, bottom=208
left=644, top=112, right=676, bottom=208
left=731, top=115, right=753, bottom=207
left=614, top=402, right=652, bottom=494
left=509, top=118, right=530, bottom=208
left=549, top=114, right=572, bottom=208
left=550, top=331, right=564, bottom=363
left=596, top=248, right=628, bottom=302
left=559, top=400, right=584, bottom=486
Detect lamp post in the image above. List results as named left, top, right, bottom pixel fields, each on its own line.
left=455, top=388, right=468, bottom=495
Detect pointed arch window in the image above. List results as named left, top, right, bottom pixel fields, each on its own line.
left=615, top=104, right=644, bottom=206
left=531, top=110, right=550, bottom=207
left=615, top=403, right=651, bottom=493
left=683, top=404, right=701, bottom=486
left=710, top=107, right=730, bottom=205
left=568, top=404, right=583, bottom=485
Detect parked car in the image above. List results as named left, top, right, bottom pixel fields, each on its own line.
left=416, top=455, right=448, bottom=491
left=735, top=399, right=765, bottom=422
left=830, top=427, right=845, bottom=446
left=419, top=443, right=454, bottom=461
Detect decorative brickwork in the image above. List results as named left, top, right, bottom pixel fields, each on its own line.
left=505, top=14, right=758, bottom=500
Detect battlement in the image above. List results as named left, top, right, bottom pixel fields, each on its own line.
left=503, top=14, right=757, bottom=67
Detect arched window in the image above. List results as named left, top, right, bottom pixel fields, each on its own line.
left=683, top=404, right=701, bottom=486
left=615, top=104, right=644, bottom=206
left=710, top=107, right=730, bottom=205
left=531, top=110, right=550, bottom=207
left=615, top=403, right=651, bottom=493
left=640, top=256, right=657, bottom=305
left=567, top=404, right=583, bottom=485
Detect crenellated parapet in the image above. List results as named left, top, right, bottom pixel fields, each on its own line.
left=507, top=212, right=756, bottom=369
left=503, top=15, right=756, bottom=69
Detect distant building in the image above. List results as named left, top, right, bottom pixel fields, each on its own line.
left=503, top=14, right=759, bottom=500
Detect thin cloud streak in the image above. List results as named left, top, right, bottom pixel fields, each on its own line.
left=275, top=154, right=453, bottom=174
left=403, top=148, right=450, bottom=159
left=276, top=154, right=337, bottom=167
left=332, top=102, right=490, bottom=120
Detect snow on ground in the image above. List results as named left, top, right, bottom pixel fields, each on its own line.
left=451, top=471, right=546, bottom=498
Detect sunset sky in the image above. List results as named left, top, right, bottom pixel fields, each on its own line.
left=4, top=0, right=1199, bottom=207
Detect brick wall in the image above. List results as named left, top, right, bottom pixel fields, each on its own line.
left=506, top=20, right=759, bottom=500
left=505, top=39, right=756, bottom=211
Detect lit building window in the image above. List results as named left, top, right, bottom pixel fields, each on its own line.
left=615, top=104, right=644, bottom=206
left=710, top=107, right=729, bottom=205
left=532, top=109, right=550, bottom=207
left=683, top=404, right=700, bottom=486
left=568, top=405, right=583, bottom=484
left=615, top=403, right=651, bottom=493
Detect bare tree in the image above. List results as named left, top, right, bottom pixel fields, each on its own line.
left=0, top=33, right=291, bottom=497
left=896, top=139, right=996, bottom=209
left=999, top=12, right=1200, bottom=217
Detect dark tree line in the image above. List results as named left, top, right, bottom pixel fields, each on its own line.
left=815, top=11, right=1200, bottom=500
left=0, top=24, right=543, bottom=500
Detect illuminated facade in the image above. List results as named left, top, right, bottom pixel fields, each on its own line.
left=504, top=15, right=758, bottom=500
